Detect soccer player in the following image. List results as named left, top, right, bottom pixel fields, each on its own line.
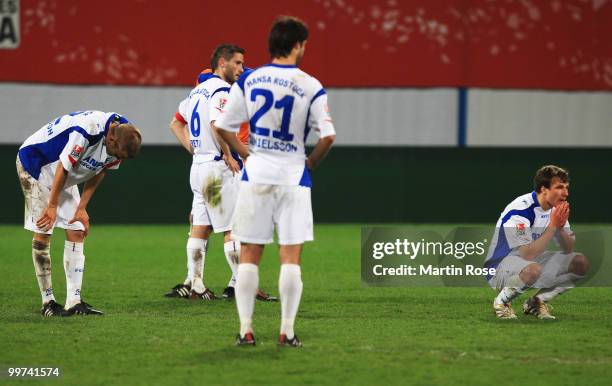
left=17, top=111, right=142, bottom=316
left=484, top=165, right=589, bottom=319
left=216, top=16, right=336, bottom=347
left=165, top=44, right=245, bottom=300
left=166, top=63, right=277, bottom=301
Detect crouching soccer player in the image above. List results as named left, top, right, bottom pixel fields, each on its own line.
left=484, top=165, right=589, bottom=319
left=17, top=111, right=141, bottom=316
left=216, top=16, right=336, bottom=346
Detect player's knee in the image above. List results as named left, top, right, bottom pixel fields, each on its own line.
left=191, top=225, right=211, bottom=239
left=520, top=263, right=542, bottom=286
left=570, top=253, right=589, bottom=276
left=33, top=233, right=51, bottom=244
left=66, top=230, right=85, bottom=243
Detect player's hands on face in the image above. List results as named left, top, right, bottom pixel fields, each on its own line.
left=223, top=154, right=241, bottom=175
left=69, top=208, right=90, bottom=236
left=550, top=201, right=570, bottom=228
left=36, top=206, right=57, bottom=232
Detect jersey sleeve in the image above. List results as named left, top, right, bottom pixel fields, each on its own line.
left=503, top=215, right=533, bottom=249
left=208, top=88, right=230, bottom=124
left=176, top=98, right=189, bottom=124
left=215, top=83, right=247, bottom=133
left=59, top=131, right=89, bottom=171
left=104, top=159, right=122, bottom=171
left=308, top=89, right=336, bottom=139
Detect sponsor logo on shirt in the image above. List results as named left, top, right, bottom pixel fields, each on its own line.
left=68, top=145, right=83, bottom=165
left=79, top=156, right=105, bottom=171
left=516, top=223, right=526, bottom=236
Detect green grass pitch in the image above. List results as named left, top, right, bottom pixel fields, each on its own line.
left=1, top=224, right=611, bottom=385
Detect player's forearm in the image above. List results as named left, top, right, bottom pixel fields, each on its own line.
left=518, top=226, right=557, bottom=260
left=169, top=118, right=193, bottom=154
left=217, top=126, right=249, bottom=159
left=211, top=122, right=233, bottom=158
left=78, top=172, right=105, bottom=210
left=556, top=230, right=575, bottom=253
left=307, top=135, right=335, bottom=170
left=48, top=162, right=69, bottom=207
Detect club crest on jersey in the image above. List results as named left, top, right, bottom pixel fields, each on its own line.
left=516, top=223, right=526, bottom=236
left=219, top=98, right=227, bottom=110
left=68, top=145, right=83, bottom=165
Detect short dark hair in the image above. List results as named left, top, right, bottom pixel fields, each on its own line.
left=534, top=165, right=569, bottom=193
left=210, top=44, right=245, bottom=71
left=268, top=16, right=309, bottom=58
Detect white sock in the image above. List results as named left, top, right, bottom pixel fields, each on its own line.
left=184, top=253, right=193, bottom=287
left=235, top=263, right=258, bottom=336
left=495, top=286, right=526, bottom=304
left=224, top=240, right=240, bottom=287
left=187, top=238, right=207, bottom=293
left=536, top=286, right=571, bottom=302
left=535, top=273, right=583, bottom=302
left=32, top=240, right=54, bottom=304
left=279, top=264, right=303, bottom=339
left=64, top=241, right=85, bottom=309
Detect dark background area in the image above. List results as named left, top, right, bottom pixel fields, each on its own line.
left=2, top=145, right=610, bottom=224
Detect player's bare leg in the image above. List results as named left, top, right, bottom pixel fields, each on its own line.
left=278, top=244, right=303, bottom=347
left=188, top=225, right=216, bottom=299
left=235, top=243, right=263, bottom=345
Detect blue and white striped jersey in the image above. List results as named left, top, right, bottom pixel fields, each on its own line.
left=215, top=63, right=335, bottom=186
left=484, top=191, right=573, bottom=278
left=176, top=75, right=230, bottom=163
left=18, top=111, right=126, bottom=188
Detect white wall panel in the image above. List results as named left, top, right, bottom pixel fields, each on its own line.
left=468, top=89, right=612, bottom=147
left=321, top=88, right=458, bottom=146
left=0, top=83, right=458, bottom=146
left=0, top=83, right=189, bottom=145
left=4, top=83, right=610, bottom=147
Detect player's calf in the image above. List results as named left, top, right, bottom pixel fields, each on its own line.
left=32, top=238, right=55, bottom=305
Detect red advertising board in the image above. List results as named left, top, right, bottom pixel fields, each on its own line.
left=1, top=0, right=610, bottom=89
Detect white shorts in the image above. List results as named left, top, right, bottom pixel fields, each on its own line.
left=490, top=251, right=577, bottom=290
left=190, top=161, right=240, bottom=233
left=17, top=156, right=85, bottom=234
left=231, top=181, right=313, bottom=245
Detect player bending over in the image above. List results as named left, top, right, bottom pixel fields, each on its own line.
left=484, top=165, right=589, bottom=319
left=17, top=111, right=141, bottom=316
left=216, top=16, right=336, bottom=347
